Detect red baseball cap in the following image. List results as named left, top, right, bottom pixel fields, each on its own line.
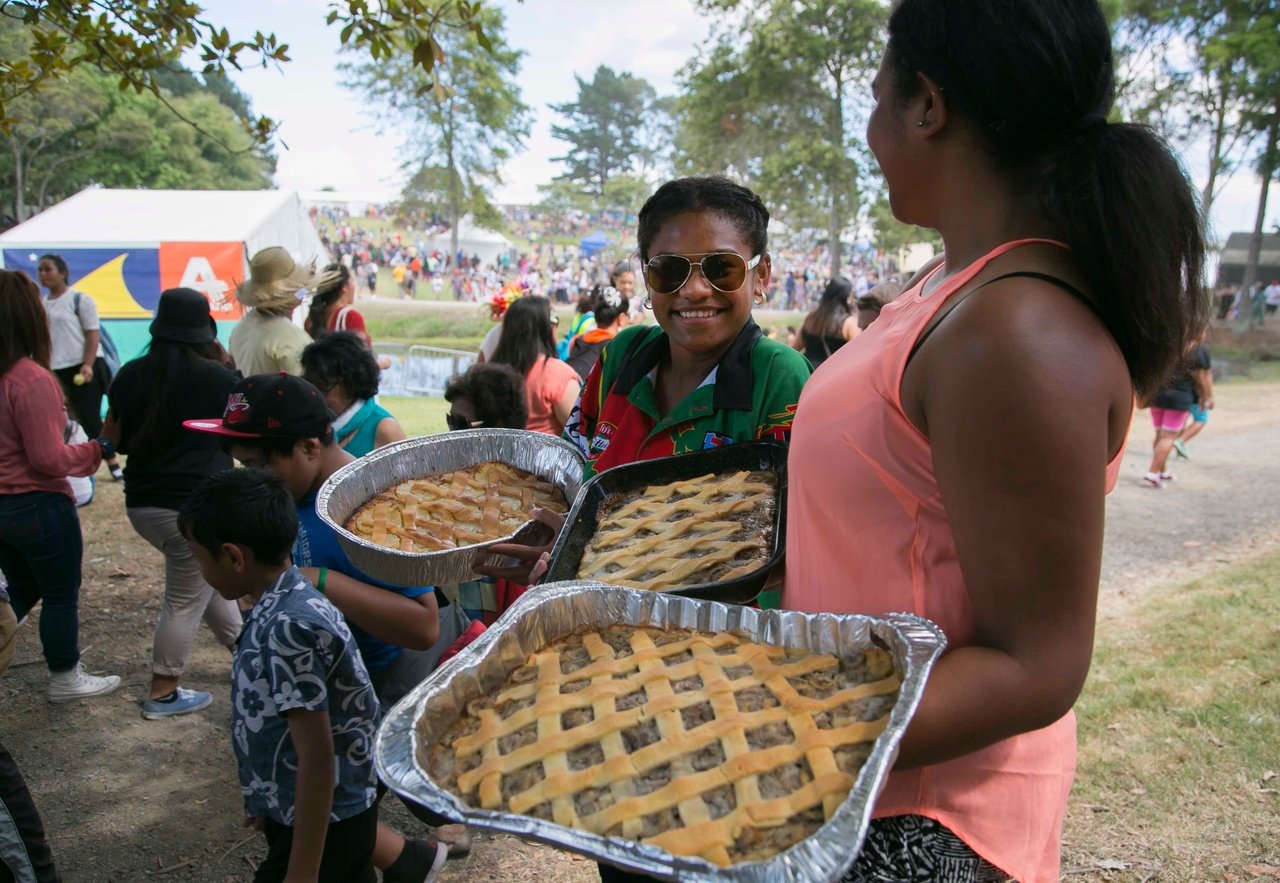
left=184, top=373, right=333, bottom=439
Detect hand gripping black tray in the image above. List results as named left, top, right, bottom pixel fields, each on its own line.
left=542, top=441, right=788, bottom=604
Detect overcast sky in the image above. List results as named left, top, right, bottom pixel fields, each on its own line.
left=213, top=0, right=1276, bottom=241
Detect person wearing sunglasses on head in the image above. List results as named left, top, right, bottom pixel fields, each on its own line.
left=476, top=176, right=812, bottom=610
left=442, top=363, right=528, bottom=434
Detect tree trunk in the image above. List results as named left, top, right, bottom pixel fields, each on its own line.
left=12, top=139, right=26, bottom=222
left=828, top=78, right=845, bottom=280
left=1201, top=68, right=1229, bottom=214
left=446, top=107, right=460, bottom=267
left=1234, top=101, right=1279, bottom=333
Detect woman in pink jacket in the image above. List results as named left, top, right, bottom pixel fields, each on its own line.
left=0, top=270, right=120, bottom=702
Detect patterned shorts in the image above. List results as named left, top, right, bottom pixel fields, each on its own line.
left=843, top=815, right=1011, bottom=883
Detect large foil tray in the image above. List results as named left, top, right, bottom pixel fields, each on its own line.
left=376, top=581, right=946, bottom=882
left=316, top=429, right=585, bottom=587
left=543, top=441, right=788, bottom=604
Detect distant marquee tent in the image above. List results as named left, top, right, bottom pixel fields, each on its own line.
left=1, top=188, right=327, bottom=322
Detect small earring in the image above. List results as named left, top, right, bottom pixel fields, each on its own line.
left=643, top=296, right=652, bottom=310
left=917, top=120, right=927, bottom=127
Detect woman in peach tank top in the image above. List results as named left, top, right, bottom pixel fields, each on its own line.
left=784, top=1, right=1207, bottom=881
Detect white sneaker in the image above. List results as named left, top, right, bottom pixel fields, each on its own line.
left=47, top=663, right=122, bottom=703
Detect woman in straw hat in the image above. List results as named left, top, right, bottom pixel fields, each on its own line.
left=229, top=247, right=338, bottom=376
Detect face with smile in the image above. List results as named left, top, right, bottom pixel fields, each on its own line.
left=645, top=211, right=769, bottom=366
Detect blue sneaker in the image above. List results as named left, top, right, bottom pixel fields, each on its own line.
left=141, top=687, right=213, bottom=720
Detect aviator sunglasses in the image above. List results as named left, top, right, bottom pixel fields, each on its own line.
left=643, top=252, right=762, bottom=295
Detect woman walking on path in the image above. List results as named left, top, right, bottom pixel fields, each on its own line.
left=36, top=253, right=123, bottom=481
left=783, top=0, right=1206, bottom=879
left=104, top=288, right=242, bottom=718
left=0, top=269, right=121, bottom=702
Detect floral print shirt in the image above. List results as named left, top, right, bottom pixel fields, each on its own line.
left=230, top=567, right=380, bottom=825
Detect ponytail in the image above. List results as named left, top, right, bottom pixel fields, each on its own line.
left=1040, top=123, right=1206, bottom=398
left=887, top=0, right=1207, bottom=399
left=307, top=263, right=350, bottom=340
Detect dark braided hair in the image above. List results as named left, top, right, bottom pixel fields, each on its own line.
left=636, top=177, right=770, bottom=263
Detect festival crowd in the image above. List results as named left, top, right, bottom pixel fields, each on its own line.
left=0, top=1, right=1224, bottom=881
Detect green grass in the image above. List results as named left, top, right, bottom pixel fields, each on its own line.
left=1066, top=549, right=1280, bottom=877
left=366, top=308, right=494, bottom=342
left=382, top=395, right=451, bottom=438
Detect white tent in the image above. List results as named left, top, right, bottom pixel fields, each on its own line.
left=428, top=216, right=513, bottom=266
left=0, top=188, right=326, bottom=320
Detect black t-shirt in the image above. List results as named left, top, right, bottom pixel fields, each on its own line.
left=1152, top=345, right=1210, bottom=411
left=109, top=355, right=240, bottom=510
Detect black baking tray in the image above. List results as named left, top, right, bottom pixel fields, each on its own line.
left=542, top=441, right=788, bottom=604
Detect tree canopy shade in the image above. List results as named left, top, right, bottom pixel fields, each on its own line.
left=549, top=66, right=671, bottom=204
left=674, top=0, right=885, bottom=276
left=342, top=4, right=530, bottom=260
left=1113, top=0, right=1279, bottom=327
left=0, top=20, right=272, bottom=224
left=0, top=0, right=503, bottom=150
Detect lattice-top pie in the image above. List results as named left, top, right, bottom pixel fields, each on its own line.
left=345, top=461, right=567, bottom=553
left=576, top=471, right=777, bottom=590
left=425, top=625, right=899, bottom=866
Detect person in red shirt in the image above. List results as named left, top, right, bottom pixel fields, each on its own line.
left=305, top=264, right=371, bottom=347
left=0, top=269, right=121, bottom=701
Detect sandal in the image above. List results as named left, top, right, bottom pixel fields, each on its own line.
left=1142, top=472, right=1163, bottom=489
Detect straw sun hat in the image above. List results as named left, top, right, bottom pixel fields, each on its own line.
left=236, top=247, right=342, bottom=312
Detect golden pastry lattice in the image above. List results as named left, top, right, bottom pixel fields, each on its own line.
left=426, top=626, right=900, bottom=866
left=346, top=461, right=566, bottom=552
left=576, top=471, right=776, bottom=590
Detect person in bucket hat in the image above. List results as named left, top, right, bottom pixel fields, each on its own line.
left=186, top=374, right=460, bottom=878
left=104, top=287, right=241, bottom=720
left=229, top=248, right=339, bottom=377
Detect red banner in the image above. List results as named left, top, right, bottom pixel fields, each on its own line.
left=159, top=241, right=246, bottom=320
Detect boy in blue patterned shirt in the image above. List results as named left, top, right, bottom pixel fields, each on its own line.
left=180, top=468, right=380, bottom=883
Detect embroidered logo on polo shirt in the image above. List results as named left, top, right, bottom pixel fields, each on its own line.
left=591, top=421, right=616, bottom=455
left=703, top=432, right=734, bottom=448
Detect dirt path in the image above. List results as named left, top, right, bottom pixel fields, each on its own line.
left=2, top=380, right=1276, bottom=882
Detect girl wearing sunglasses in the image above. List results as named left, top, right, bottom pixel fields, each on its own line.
left=477, top=176, right=812, bottom=609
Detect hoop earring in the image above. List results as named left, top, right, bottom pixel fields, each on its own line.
left=643, top=296, right=652, bottom=310
left=754, top=291, right=766, bottom=306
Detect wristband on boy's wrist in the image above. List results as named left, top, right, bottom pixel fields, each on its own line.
left=317, top=567, right=328, bottom=594
left=96, top=436, right=115, bottom=460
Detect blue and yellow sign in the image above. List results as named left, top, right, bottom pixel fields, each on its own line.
left=5, top=248, right=158, bottom=317
left=4, top=243, right=246, bottom=320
